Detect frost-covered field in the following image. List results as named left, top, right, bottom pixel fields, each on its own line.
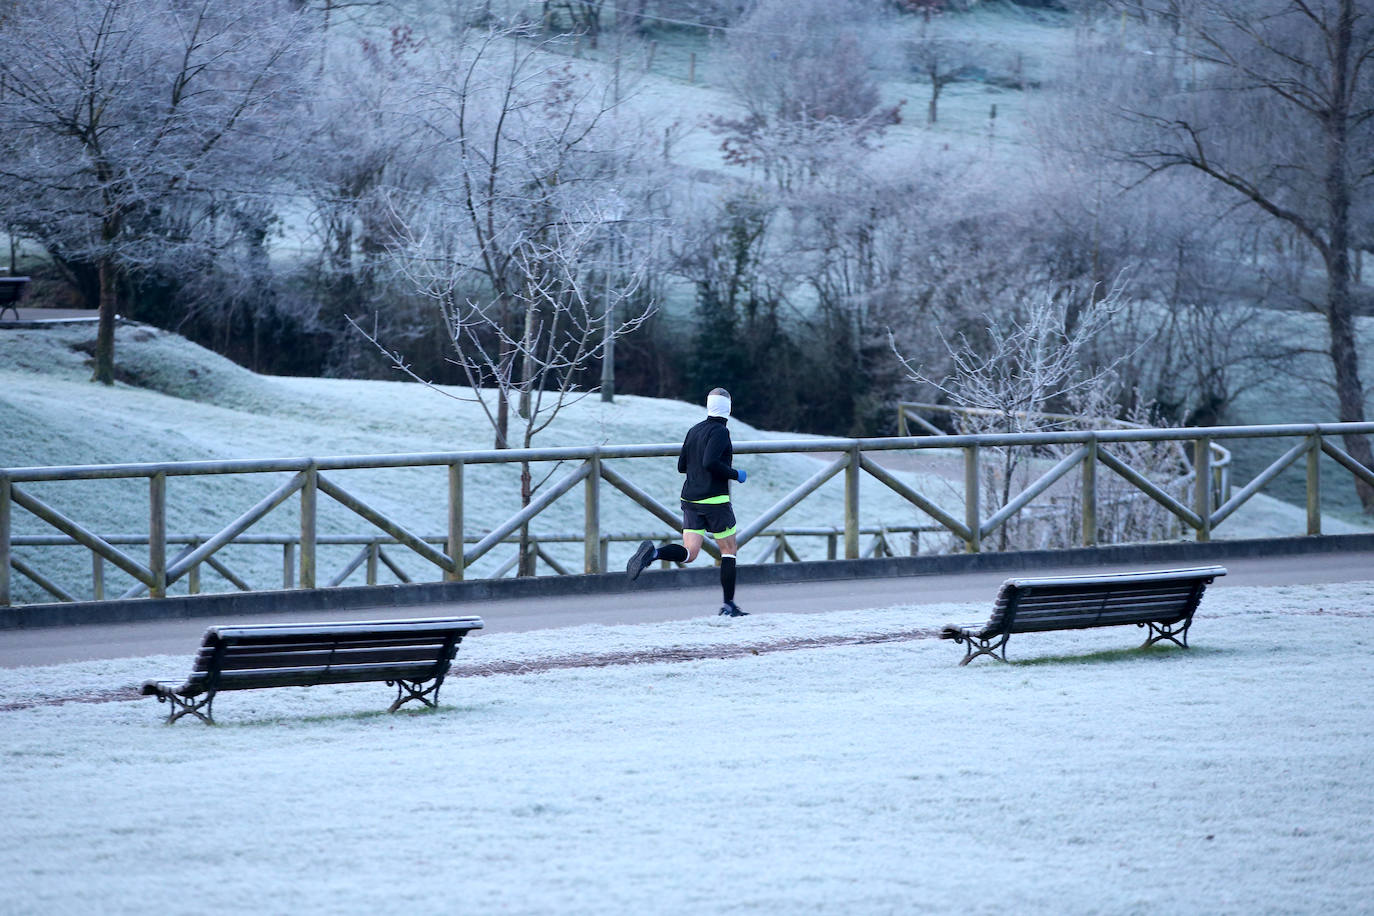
left=2, top=579, right=1372, bottom=914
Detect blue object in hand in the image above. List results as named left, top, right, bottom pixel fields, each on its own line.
left=736, top=468, right=747, bottom=484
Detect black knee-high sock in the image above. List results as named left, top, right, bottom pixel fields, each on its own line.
left=657, top=543, right=689, bottom=563
left=720, top=556, right=737, bottom=603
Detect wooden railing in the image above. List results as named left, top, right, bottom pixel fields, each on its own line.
left=3, top=422, right=1372, bottom=607
left=896, top=400, right=1235, bottom=504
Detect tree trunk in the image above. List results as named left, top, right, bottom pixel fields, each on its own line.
left=585, top=2, right=601, bottom=49
left=519, top=300, right=537, bottom=419
left=518, top=459, right=536, bottom=576
left=496, top=393, right=509, bottom=449
left=1322, top=0, right=1374, bottom=511
left=93, top=253, right=118, bottom=385
left=1324, top=258, right=1374, bottom=510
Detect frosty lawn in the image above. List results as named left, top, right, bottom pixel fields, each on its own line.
left=2, top=579, right=1372, bottom=914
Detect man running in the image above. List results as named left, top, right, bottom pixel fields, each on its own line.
left=626, top=387, right=748, bottom=617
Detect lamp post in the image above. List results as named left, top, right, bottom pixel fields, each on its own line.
left=600, top=209, right=624, bottom=403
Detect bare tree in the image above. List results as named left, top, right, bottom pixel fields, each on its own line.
left=1108, top=0, right=1374, bottom=510
left=892, top=287, right=1140, bottom=550
left=554, top=1, right=607, bottom=47
left=711, top=0, right=903, bottom=190
left=906, top=7, right=986, bottom=123
left=0, top=0, right=313, bottom=384
left=356, top=27, right=659, bottom=575
left=292, top=21, right=437, bottom=374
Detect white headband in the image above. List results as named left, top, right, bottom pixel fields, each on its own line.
left=706, top=393, right=731, bottom=419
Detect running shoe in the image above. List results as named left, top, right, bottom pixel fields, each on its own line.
left=627, top=540, right=656, bottom=581
left=719, top=601, right=748, bottom=617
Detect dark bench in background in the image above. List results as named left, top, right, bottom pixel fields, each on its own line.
left=940, top=566, right=1226, bottom=665
left=0, top=276, right=30, bottom=320
left=142, top=616, right=484, bottom=723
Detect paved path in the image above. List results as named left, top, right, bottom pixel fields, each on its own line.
left=2, top=552, right=1370, bottom=668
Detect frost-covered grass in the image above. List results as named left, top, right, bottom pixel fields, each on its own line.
left=2, top=580, right=1372, bottom=914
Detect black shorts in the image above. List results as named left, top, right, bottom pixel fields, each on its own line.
left=681, top=499, right=737, bottom=539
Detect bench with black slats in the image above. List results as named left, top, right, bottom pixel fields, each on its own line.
left=141, top=616, right=484, bottom=724
left=939, top=566, right=1226, bottom=666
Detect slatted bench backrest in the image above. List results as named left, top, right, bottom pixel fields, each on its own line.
left=185, top=617, right=484, bottom=695
left=981, top=566, right=1227, bottom=638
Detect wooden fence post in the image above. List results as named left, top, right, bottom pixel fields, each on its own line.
left=844, top=445, right=860, bottom=559
left=1307, top=434, right=1322, bottom=536
left=1194, top=437, right=1212, bottom=542
left=188, top=541, right=201, bottom=595
left=282, top=542, right=295, bottom=589
left=964, top=445, right=981, bottom=553
left=300, top=464, right=317, bottom=589
left=584, top=454, right=601, bottom=574
left=149, top=472, right=166, bottom=598
left=447, top=461, right=464, bottom=581
left=1081, top=436, right=1097, bottom=547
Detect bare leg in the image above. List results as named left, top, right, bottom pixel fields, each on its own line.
left=682, top=530, right=705, bottom=562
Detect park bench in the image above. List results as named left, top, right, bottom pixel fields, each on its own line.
left=940, top=566, right=1226, bottom=665
left=142, top=616, right=484, bottom=724
left=0, top=276, right=30, bottom=320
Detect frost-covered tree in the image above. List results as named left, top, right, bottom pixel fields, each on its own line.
left=1107, top=0, right=1374, bottom=510
left=293, top=23, right=438, bottom=374
left=358, top=27, right=660, bottom=574
left=542, top=1, right=607, bottom=46
left=0, top=0, right=313, bottom=384
left=711, top=0, right=903, bottom=190
left=906, top=6, right=987, bottom=123
left=890, top=287, right=1178, bottom=550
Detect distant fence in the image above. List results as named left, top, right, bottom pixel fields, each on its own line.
left=3, top=421, right=1373, bottom=608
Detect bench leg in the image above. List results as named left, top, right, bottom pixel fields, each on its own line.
left=387, top=679, right=443, bottom=713
left=947, top=632, right=1010, bottom=666
left=154, top=691, right=216, bottom=725
left=1139, top=619, right=1192, bottom=650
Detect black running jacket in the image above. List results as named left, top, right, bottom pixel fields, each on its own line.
left=677, top=416, right=741, bottom=501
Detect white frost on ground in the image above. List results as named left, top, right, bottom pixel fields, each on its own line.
left=2, top=579, right=1372, bottom=914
